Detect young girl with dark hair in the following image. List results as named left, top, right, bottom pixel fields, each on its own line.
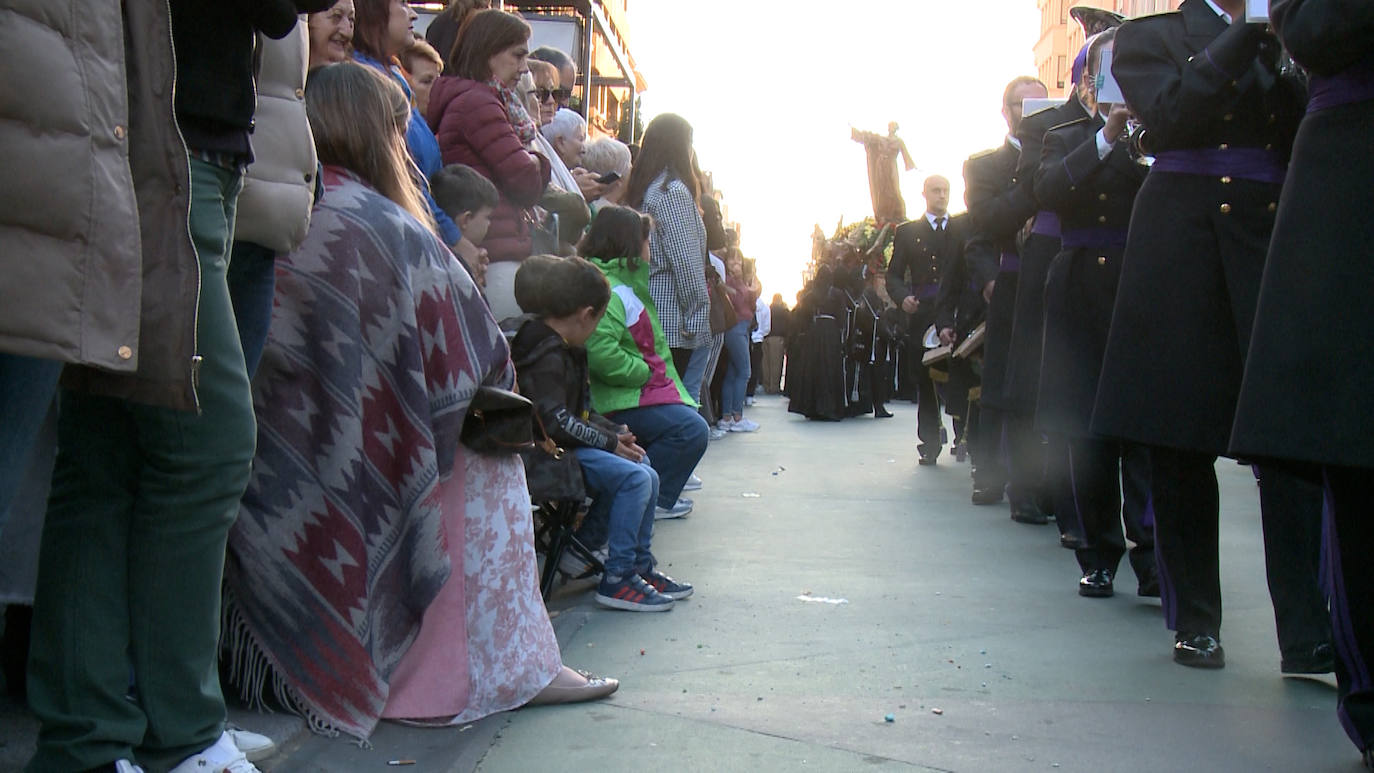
left=581, top=206, right=710, bottom=521
left=507, top=254, right=694, bottom=611
left=622, top=115, right=711, bottom=403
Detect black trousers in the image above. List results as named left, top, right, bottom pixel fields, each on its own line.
left=1069, top=438, right=1154, bottom=583
left=1045, top=435, right=1082, bottom=542
left=747, top=340, right=762, bottom=397
left=1324, top=466, right=1374, bottom=752
left=1149, top=447, right=1329, bottom=654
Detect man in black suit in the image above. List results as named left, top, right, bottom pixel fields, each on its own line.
left=959, top=75, right=1048, bottom=519
left=886, top=176, right=966, bottom=464
left=1093, top=0, right=1330, bottom=670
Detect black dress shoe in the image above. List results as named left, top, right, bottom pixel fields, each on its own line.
left=1174, top=633, right=1226, bottom=669
left=971, top=485, right=1004, bottom=505
left=1078, top=568, right=1114, bottom=598
left=1010, top=500, right=1049, bottom=525
left=917, top=450, right=938, bottom=465
left=1059, top=533, right=1083, bottom=550
left=1281, top=642, right=1335, bottom=675
left=874, top=409, right=894, bottom=418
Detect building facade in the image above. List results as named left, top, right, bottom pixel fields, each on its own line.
left=1034, top=0, right=1183, bottom=96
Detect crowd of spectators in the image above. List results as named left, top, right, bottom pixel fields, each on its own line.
left=0, top=1, right=774, bottom=770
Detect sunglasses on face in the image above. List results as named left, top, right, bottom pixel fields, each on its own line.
left=535, top=88, right=572, bottom=103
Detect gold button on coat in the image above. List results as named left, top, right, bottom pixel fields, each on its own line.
left=1220, top=176, right=1232, bottom=184
left=1098, top=193, right=1108, bottom=201
left=1098, top=215, right=1107, bottom=223
left=113, top=125, right=126, bottom=141
left=1220, top=203, right=1232, bottom=214
left=1097, top=256, right=1107, bottom=265
left=1219, top=143, right=1229, bottom=150
left=117, top=345, right=133, bottom=360
left=1268, top=202, right=1278, bottom=213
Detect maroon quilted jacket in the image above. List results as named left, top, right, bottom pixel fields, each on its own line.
left=427, top=76, right=551, bottom=263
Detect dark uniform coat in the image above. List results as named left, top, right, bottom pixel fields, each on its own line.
left=886, top=214, right=969, bottom=337
left=1090, top=0, right=1306, bottom=454
left=1004, top=98, right=1089, bottom=415
left=1231, top=7, right=1374, bottom=468
left=1035, top=113, right=1147, bottom=437
left=963, top=141, right=1037, bottom=411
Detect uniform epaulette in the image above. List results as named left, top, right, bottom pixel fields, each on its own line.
left=967, top=147, right=1000, bottom=161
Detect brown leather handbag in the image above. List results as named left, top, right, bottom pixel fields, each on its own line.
left=461, top=385, right=562, bottom=458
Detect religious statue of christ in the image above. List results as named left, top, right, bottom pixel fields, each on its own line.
left=851, top=122, right=915, bottom=226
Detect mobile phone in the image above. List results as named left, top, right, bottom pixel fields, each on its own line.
left=595, top=171, right=622, bottom=185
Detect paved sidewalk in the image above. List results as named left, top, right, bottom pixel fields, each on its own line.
left=0, top=394, right=1359, bottom=772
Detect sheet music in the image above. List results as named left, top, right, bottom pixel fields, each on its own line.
left=1097, top=50, right=1125, bottom=105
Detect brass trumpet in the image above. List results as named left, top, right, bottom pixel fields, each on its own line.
left=1126, top=117, right=1155, bottom=166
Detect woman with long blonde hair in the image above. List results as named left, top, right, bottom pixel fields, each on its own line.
left=223, top=62, right=614, bottom=742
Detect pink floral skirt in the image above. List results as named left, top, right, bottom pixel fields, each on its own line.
left=382, top=449, right=561, bottom=723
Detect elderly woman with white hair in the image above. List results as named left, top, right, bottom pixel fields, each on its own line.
left=580, top=136, right=632, bottom=214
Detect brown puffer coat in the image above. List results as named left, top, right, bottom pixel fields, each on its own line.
left=427, top=76, right=550, bottom=264
left=0, top=0, right=200, bottom=411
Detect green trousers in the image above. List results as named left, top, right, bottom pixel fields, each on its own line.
left=26, top=159, right=257, bottom=772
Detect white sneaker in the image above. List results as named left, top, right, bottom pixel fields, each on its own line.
left=745, top=396, right=756, bottom=406
left=717, top=418, right=735, bottom=431
left=728, top=417, right=760, bottom=432
left=168, top=731, right=260, bottom=773
left=226, top=725, right=276, bottom=763
left=115, top=761, right=146, bottom=773
left=708, top=427, right=728, bottom=441
left=682, top=473, right=703, bottom=491
left=654, top=498, right=693, bottom=519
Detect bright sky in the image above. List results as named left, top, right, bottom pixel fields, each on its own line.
left=629, top=0, right=1040, bottom=303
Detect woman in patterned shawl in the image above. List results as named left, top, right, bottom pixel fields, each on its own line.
left=223, top=62, right=615, bottom=741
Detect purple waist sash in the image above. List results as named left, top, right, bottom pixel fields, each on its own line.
left=1151, top=148, right=1286, bottom=185
left=1308, top=59, right=1374, bottom=113
left=907, top=283, right=941, bottom=300
left=1031, top=211, right=1062, bottom=239
left=1000, top=251, right=1021, bottom=273
left=1061, top=227, right=1128, bottom=249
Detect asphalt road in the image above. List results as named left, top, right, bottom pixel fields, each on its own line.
left=1, top=393, right=1358, bottom=772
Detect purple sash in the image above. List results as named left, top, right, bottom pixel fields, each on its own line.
left=1030, top=211, right=1062, bottom=239
left=1308, top=59, right=1374, bottom=113
left=999, top=251, right=1021, bottom=273
left=1151, top=148, right=1286, bottom=185
left=909, top=283, right=941, bottom=300
left=1061, top=227, right=1128, bottom=249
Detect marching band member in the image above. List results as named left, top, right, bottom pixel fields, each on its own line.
left=1034, top=27, right=1156, bottom=600
left=1093, top=0, right=1329, bottom=670
left=1230, top=0, right=1374, bottom=763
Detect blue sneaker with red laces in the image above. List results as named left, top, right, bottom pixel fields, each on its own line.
left=595, top=573, right=675, bottom=612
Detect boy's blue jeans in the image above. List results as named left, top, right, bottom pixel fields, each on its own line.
left=608, top=403, right=709, bottom=508
left=574, top=448, right=658, bottom=579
